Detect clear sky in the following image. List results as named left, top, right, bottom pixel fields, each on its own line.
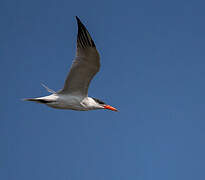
left=1, top=0, right=205, bottom=179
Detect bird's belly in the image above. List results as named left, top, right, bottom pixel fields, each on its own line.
left=47, top=103, right=87, bottom=111
left=46, top=95, right=87, bottom=111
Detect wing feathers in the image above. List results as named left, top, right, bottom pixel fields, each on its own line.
left=76, top=16, right=96, bottom=48
left=58, top=17, right=100, bottom=96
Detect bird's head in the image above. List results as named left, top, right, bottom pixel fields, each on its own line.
left=92, top=98, right=118, bottom=112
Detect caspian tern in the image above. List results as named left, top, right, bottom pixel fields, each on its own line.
left=24, top=16, right=118, bottom=112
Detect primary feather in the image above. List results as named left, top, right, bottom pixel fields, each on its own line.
left=58, top=16, right=100, bottom=96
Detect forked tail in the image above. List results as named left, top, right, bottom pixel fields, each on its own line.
left=23, top=98, right=52, bottom=104
left=23, top=83, right=56, bottom=104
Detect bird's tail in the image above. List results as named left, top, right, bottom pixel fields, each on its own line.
left=23, top=83, right=56, bottom=104
left=23, top=98, right=51, bottom=104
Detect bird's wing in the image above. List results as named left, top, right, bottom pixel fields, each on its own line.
left=58, top=16, right=100, bottom=96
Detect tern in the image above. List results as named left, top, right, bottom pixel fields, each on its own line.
left=24, top=16, right=118, bottom=112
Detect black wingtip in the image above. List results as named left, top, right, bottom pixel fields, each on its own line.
left=75, top=16, right=80, bottom=22
left=75, top=16, right=82, bottom=26
left=75, top=16, right=85, bottom=29
left=75, top=16, right=96, bottom=48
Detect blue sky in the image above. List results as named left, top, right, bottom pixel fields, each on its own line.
left=1, top=0, right=205, bottom=179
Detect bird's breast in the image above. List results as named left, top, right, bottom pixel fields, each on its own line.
left=49, top=94, right=86, bottom=110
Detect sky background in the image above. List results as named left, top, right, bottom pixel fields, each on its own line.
left=1, top=0, right=205, bottom=179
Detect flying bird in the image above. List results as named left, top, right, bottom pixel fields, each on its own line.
left=24, top=16, right=118, bottom=112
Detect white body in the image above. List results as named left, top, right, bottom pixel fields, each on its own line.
left=36, top=94, right=103, bottom=111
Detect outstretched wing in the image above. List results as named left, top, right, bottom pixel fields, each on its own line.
left=58, top=16, right=100, bottom=96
